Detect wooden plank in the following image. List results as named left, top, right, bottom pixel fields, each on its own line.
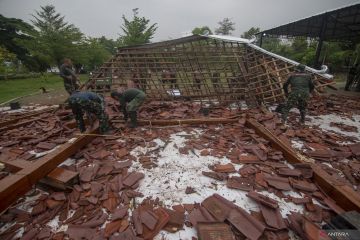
left=112, top=118, right=239, bottom=126
left=40, top=168, right=79, bottom=190
left=0, top=128, right=98, bottom=213
left=245, top=118, right=360, bottom=212
left=0, top=159, right=78, bottom=190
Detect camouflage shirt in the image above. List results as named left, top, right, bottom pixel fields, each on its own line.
left=68, top=91, right=102, bottom=104
left=283, top=73, right=315, bottom=95
left=60, top=64, right=77, bottom=83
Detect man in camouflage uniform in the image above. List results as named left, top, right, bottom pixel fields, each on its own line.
left=282, top=64, right=315, bottom=124
left=60, top=58, right=80, bottom=95
left=345, top=64, right=359, bottom=91
left=68, top=91, right=109, bottom=133
left=111, top=88, right=146, bottom=128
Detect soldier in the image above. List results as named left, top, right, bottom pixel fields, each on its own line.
left=282, top=64, right=315, bottom=124
left=68, top=91, right=109, bottom=133
left=111, top=88, right=146, bottom=128
left=345, top=64, right=359, bottom=91
left=193, top=70, right=203, bottom=90
left=60, top=58, right=80, bottom=95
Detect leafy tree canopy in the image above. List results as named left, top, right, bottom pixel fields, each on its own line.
left=241, top=27, right=260, bottom=39
left=214, top=18, right=235, bottom=35
left=0, top=14, right=36, bottom=68
left=29, top=5, right=84, bottom=69
left=119, top=8, right=157, bottom=46
left=192, top=26, right=212, bottom=35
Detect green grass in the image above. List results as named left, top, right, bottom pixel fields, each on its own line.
left=0, top=74, right=89, bottom=103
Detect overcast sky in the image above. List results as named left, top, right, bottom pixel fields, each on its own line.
left=1, top=0, right=359, bottom=41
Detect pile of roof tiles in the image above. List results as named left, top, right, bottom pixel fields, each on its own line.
left=0, top=109, right=76, bottom=180
left=0, top=94, right=359, bottom=239
left=308, top=94, right=360, bottom=116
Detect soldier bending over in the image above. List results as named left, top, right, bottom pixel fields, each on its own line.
left=111, top=88, right=146, bottom=128
left=68, top=91, right=109, bottom=133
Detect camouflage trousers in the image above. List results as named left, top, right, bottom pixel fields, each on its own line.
left=69, top=97, right=109, bottom=133
left=127, top=92, right=146, bottom=112
left=64, top=79, right=80, bottom=95
left=281, top=90, right=309, bottom=121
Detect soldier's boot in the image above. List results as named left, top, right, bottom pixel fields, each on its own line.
left=123, top=112, right=128, bottom=122
left=300, top=111, right=306, bottom=124
left=79, top=123, right=86, bottom=133
left=281, top=113, right=287, bottom=124
left=129, top=111, right=137, bottom=128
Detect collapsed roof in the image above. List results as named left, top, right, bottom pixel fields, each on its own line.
left=86, top=34, right=334, bottom=106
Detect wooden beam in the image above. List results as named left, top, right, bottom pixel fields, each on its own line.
left=1, top=160, right=78, bottom=190
left=0, top=128, right=98, bottom=213
left=112, top=118, right=239, bottom=126
left=245, top=118, right=360, bottom=212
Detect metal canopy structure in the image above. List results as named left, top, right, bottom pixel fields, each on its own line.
left=258, top=3, right=360, bottom=67
left=85, top=35, right=334, bottom=106
left=258, top=3, right=360, bottom=42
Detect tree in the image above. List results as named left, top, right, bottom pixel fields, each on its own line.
left=119, top=8, right=157, bottom=46
left=97, top=36, right=119, bottom=55
left=241, top=27, right=260, bottom=39
left=214, top=18, right=235, bottom=35
left=29, top=5, right=84, bottom=69
left=81, top=38, right=112, bottom=71
left=0, top=14, right=38, bottom=70
left=192, top=26, right=212, bottom=35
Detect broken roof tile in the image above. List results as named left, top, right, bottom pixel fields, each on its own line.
left=36, top=142, right=57, bottom=150
left=114, top=160, right=132, bottom=169
left=197, top=222, right=235, bottom=240
left=91, top=149, right=111, bottom=159
left=260, top=204, right=287, bottom=230
left=290, top=179, right=317, bottom=192
left=228, top=207, right=265, bottom=240
left=132, top=209, right=143, bottom=235
left=264, top=175, right=292, bottom=191
left=140, top=210, right=159, bottom=230
left=188, top=207, right=216, bottom=227
left=163, top=209, right=184, bottom=233
left=293, top=163, right=313, bottom=179
left=213, top=163, right=236, bottom=173
left=112, top=206, right=128, bottom=221
left=238, top=154, right=261, bottom=163
left=172, top=205, right=185, bottom=214
left=104, top=219, right=123, bottom=238
left=115, top=148, right=129, bottom=159
left=202, top=195, right=232, bottom=221
left=202, top=171, right=228, bottom=181
left=247, top=191, right=279, bottom=209
left=141, top=207, right=170, bottom=240
left=50, top=192, right=66, bottom=201
left=123, top=172, right=145, bottom=187
left=277, top=168, right=302, bottom=177
left=227, top=176, right=254, bottom=191
left=66, top=226, right=97, bottom=240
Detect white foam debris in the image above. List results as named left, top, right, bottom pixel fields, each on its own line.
left=291, top=140, right=305, bottom=150
left=60, top=158, right=76, bottom=167
left=307, top=114, right=360, bottom=140
left=130, top=130, right=305, bottom=240
left=68, top=138, right=78, bottom=143
left=29, top=145, right=59, bottom=158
